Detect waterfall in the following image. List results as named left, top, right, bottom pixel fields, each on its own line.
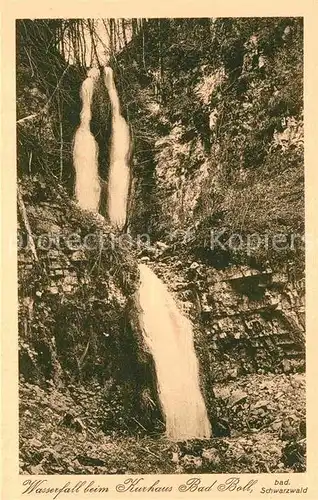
left=138, top=263, right=212, bottom=441
left=73, top=67, right=101, bottom=212
left=103, top=67, right=131, bottom=230
left=73, top=66, right=210, bottom=440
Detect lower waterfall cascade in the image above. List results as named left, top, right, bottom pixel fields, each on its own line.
left=138, top=263, right=212, bottom=440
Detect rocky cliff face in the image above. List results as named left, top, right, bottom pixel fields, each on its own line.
left=17, top=177, right=163, bottom=431
left=149, top=255, right=304, bottom=383
left=118, top=17, right=305, bottom=379
left=121, top=19, right=303, bottom=249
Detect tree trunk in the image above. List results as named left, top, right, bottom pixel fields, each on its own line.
left=158, top=19, right=164, bottom=103
left=122, top=19, right=128, bottom=46
left=141, top=19, right=146, bottom=71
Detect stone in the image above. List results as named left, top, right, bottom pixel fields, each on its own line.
left=272, top=273, right=288, bottom=285
left=251, top=400, right=270, bottom=410
left=156, top=241, right=169, bottom=251
left=228, top=367, right=238, bottom=379
left=284, top=25, right=291, bottom=36
left=275, top=391, right=284, bottom=399
left=190, top=262, right=200, bottom=270
left=214, top=386, right=231, bottom=400
left=226, top=270, right=244, bottom=280
left=202, top=448, right=221, bottom=465
left=181, top=454, right=202, bottom=469
left=241, top=268, right=259, bottom=277
left=42, top=447, right=62, bottom=462
left=228, top=390, right=247, bottom=407
left=50, top=432, right=60, bottom=441
left=73, top=417, right=86, bottom=432
left=282, top=359, right=291, bottom=373
left=202, top=305, right=213, bottom=313
left=272, top=421, right=282, bottom=431
left=63, top=276, right=78, bottom=285
left=29, top=438, right=43, bottom=448
left=171, top=451, right=179, bottom=463
left=30, top=465, right=44, bottom=474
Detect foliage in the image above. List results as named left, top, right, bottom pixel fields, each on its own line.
left=16, top=20, right=83, bottom=192
left=116, top=17, right=304, bottom=270
left=18, top=176, right=141, bottom=391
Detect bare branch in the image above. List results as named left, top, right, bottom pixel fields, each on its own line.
left=17, top=64, right=70, bottom=125
left=17, top=185, right=38, bottom=262
left=87, top=19, right=102, bottom=67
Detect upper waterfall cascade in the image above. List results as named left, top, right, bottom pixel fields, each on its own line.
left=103, top=67, right=131, bottom=231
left=73, top=67, right=101, bottom=212
left=73, top=66, right=130, bottom=228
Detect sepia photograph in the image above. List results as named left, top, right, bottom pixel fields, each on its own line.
left=16, top=17, right=305, bottom=477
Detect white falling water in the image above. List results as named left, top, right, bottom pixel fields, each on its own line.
left=103, top=66, right=131, bottom=230
left=138, top=263, right=212, bottom=441
left=73, top=67, right=101, bottom=212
